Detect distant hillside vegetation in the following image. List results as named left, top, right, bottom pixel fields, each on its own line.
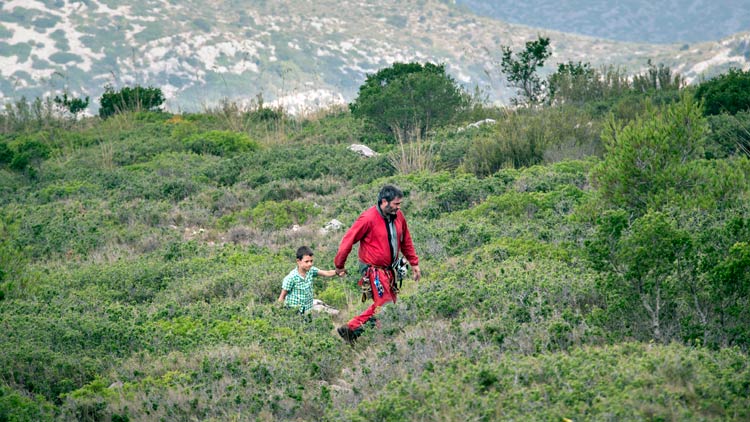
left=457, top=0, right=750, bottom=44
left=0, top=0, right=749, bottom=114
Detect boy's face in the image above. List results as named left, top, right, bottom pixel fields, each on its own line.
left=297, top=255, right=314, bottom=272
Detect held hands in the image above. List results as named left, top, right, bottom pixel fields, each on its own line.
left=335, top=267, right=348, bottom=277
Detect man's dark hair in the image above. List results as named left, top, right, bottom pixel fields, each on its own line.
left=296, top=246, right=314, bottom=260
left=378, top=184, right=403, bottom=204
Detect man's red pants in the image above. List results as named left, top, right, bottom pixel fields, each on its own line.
left=347, top=267, right=397, bottom=330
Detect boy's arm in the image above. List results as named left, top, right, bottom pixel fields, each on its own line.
left=317, top=269, right=339, bottom=277
left=278, top=289, right=288, bottom=303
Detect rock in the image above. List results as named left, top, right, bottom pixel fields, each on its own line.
left=348, top=144, right=378, bottom=157
left=319, top=219, right=343, bottom=235
left=312, top=299, right=339, bottom=315
left=324, top=219, right=343, bottom=231
left=457, top=118, right=496, bottom=132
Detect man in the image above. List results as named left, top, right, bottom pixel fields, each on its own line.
left=334, top=184, right=421, bottom=345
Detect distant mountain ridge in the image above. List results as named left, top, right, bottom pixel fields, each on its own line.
left=456, top=0, right=750, bottom=44
left=1, top=0, right=749, bottom=113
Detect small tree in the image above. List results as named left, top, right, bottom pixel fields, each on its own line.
left=98, top=85, right=165, bottom=118
left=590, top=93, right=707, bottom=214
left=53, top=92, right=89, bottom=120
left=499, top=36, right=552, bottom=106
left=694, top=68, right=750, bottom=116
left=349, top=62, right=468, bottom=143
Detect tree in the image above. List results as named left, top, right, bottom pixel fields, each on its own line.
left=98, top=85, right=165, bottom=118
left=547, top=61, right=603, bottom=105
left=499, top=36, right=552, bottom=106
left=631, top=59, right=685, bottom=93
left=694, top=68, right=750, bottom=116
left=53, top=92, right=89, bottom=120
left=590, top=93, right=707, bottom=213
left=349, top=62, right=468, bottom=143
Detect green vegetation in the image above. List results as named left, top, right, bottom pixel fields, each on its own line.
left=499, top=36, right=552, bottom=106
left=99, top=85, right=166, bottom=118
left=1, top=63, right=749, bottom=421
left=694, top=68, right=750, bottom=116
left=350, top=62, right=469, bottom=142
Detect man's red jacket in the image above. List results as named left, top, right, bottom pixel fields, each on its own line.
left=334, top=205, right=419, bottom=270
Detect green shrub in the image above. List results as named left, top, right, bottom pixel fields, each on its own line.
left=461, top=107, right=599, bottom=176
left=590, top=94, right=707, bottom=214
left=705, top=110, right=750, bottom=158
left=98, top=85, right=165, bottom=118
left=694, top=68, right=750, bottom=115
left=53, top=92, right=89, bottom=118
left=317, top=280, right=351, bottom=309
left=0, top=385, right=55, bottom=421
left=588, top=204, right=750, bottom=348
left=240, top=144, right=393, bottom=187
left=183, top=130, right=259, bottom=156
left=461, top=117, right=542, bottom=175
left=0, top=142, right=12, bottom=164
left=350, top=62, right=469, bottom=142
left=0, top=96, right=58, bottom=133
left=250, top=200, right=320, bottom=230
left=8, top=134, right=51, bottom=171
left=291, top=108, right=368, bottom=145
left=352, top=343, right=750, bottom=421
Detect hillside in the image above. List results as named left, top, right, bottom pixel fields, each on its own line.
left=456, top=0, right=750, bottom=44
left=1, top=73, right=750, bottom=419
left=1, top=0, right=750, bottom=113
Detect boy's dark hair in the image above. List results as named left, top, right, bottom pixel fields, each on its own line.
left=296, top=246, right=314, bottom=260
left=378, top=184, right=403, bottom=204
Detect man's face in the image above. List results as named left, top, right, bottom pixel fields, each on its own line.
left=381, top=197, right=402, bottom=216
left=297, top=255, right=314, bottom=272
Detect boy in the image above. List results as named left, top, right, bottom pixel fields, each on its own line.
left=278, top=246, right=338, bottom=313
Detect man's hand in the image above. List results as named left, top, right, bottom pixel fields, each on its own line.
left=412, top=265, right=421, bottom=282
left=335, top=267, right=347, bottom=277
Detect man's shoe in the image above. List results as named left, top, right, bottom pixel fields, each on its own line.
left=337, top=325, right=356, bottom=346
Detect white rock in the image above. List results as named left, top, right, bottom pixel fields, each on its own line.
left=348, top=144, right=378, bottom=158
left=312, top=299, right=339, bottom=315
left=324, top=219, right=343, bottom=231
left=458, top=118, right=496, bottom=132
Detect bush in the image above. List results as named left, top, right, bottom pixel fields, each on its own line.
left=240, top=144, right=393, bottom=187
left=98, top=85, right=165, bottom=118
left=250, top=200, right=320, bottom=230
left=317, top=280, right=352, bottom=309
left=0, top=141, right=12, bottom=164
left=588, top=204, right=750, bottom=348
left=350, top=62, right=469, bottom=142
left=590, top=94, right=707, bottom=213
left=183, top=130, right=259, bottom=156
left=694, top=68, right=750, bottom=116
left=461, top=107, right=599, bottom=176
left=705, top=110, right=750, bottom=158
left=352, top=342, right=750, bottom=421
left=0, top=385, right=55, bottom=421
left=6, top=133, right=51, bottom=171
left=0, top=96, right=58, bottom=133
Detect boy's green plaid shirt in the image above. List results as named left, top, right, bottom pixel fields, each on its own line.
left=282, top=267, right=319, bottom=312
